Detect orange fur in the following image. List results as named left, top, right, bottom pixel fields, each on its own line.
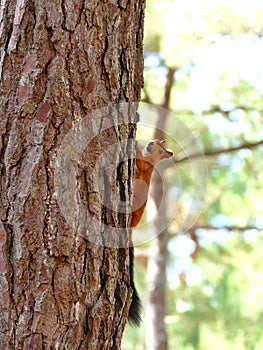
left=128, top=139, right=173, bottom=326
left=131, top=139, right=173, bottom=228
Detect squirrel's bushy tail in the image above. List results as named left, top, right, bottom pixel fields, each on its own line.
left=128, top=246, right=142, bottom=326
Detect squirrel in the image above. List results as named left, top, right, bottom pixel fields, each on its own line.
left=128, top=139, right=173, bottom=326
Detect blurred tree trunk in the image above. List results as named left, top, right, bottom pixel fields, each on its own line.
left=145, top=188, right=169, bottom=350
left=0, top=0, right=145, bottom=349
left=145, top=68, right=175, bottom=350
left=145, top=168, right=169, bottom=350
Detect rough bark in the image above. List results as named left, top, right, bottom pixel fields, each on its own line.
left=0, top=0, right=145, bottom=349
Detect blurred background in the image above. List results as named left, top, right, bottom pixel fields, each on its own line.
left=123, top=1, right=263, bottom=349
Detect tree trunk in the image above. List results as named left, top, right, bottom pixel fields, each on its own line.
left=0, top=1, right=145, bottom=349
left=145, top=170, right=169, bottom=350
left=145, top=68, right=175, bottom=349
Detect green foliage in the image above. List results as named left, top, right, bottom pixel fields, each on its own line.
left=124, top=0, right=263, bottom=348
left=158, top=234, right=263, bottom=350
left=144, top=0, right=263, bottom=68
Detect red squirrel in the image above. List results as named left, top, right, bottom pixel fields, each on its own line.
left=131, top=139, right=174, bottom=228
left=128, top=139, right=173, bottom=326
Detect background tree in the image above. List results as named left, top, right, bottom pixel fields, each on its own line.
left=123, top=1, right=263, bottom=349
left=0, top=0, right=145, bottom=349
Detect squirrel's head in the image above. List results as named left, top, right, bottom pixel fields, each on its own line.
left=143, top=139, right=173, bottom=165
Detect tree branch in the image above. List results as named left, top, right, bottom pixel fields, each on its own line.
left=192, top=225, right=263, bottom=232
left=174, top=139, right=263, bottom=164
left=171, top=104, right=261, bottom=117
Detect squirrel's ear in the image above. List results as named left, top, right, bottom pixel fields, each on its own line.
left=160, top=140, right=165, bottom=144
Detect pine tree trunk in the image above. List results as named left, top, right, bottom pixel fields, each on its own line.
left=0, top=1, right=145, bottom=349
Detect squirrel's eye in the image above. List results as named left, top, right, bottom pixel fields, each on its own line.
left=159, top=149, right=164, bottom=154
